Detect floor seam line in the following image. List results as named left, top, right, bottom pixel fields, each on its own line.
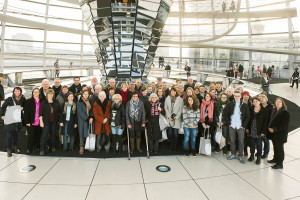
left=85, top=159, right=101, bottom=200
left=139, top=158, right=149, bottom=200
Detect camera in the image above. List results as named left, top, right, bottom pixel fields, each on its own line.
left=171, top=113, right=176, bottom=120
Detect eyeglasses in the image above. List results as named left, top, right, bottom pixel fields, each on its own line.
left=132, top=95, right=138, bottom=98
left=234, top=95, right=241, bottom=98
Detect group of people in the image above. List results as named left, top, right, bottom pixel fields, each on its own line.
left=0, top=75, right=290, bottom=169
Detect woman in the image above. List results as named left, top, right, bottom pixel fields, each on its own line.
left=246, top=97, right=268, bottom=165
left=108, top=87, right=116, bottom=101
left=93, top=91, right=112, bottom=153
left=77, top=90, right=93, bottom=155
left=145, top=93, right=163, bottom=154
left=165, top=87, right=183, bottom=151
left=126, top=91, right=146, bottom=154
left=110, top=94, right=125, bottom=153
left=121, top=83, right=132, bottom=107
left=177, top=84, right=185, bottom=98
left=200, top=93, right=218, bottom=149
left=1, top=87, right=26, bottom=157
left=194, top=86, right=202, bottom=104
left=182, top=96, right=200, bottom=157
left=267, top=98, right=290, bottom=169
left=216, top=93, right=229, bottom=154
left=234, top=65, right=239, bottom=78
left=39, top=89, right=60, bottom=156
left=156, top=87, right=166, bottom=109
left=77, top=84, right=88, bottom=101
left=183, top=87, right=198, bottom=104
left=139, top=86, right=148, bottom=105
left=59, top=93, right=77, bottom=152
left=24, top=88, right=42, bottom=155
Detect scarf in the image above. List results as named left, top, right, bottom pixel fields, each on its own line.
left=151, top=101, right=159, bottom=116
left=130, top=99, right=139, bottom=121
left=97, top=99, right=108, bottom=114
left=121, top=89, right=129, bottom=106
left=111, top=101, right=121, bottom=110
left=216, top=98, right=229, bottom=114
left=63, top=101, right=76, bottom=114
left=200, top=99, right=214, bottom=123
left=82, top=98, right=91, bottom=116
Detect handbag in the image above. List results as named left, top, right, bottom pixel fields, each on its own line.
left=159, top=114, right=169, bottom=131
left=215, top=126, right=222, bottom=144
left=199, top=127, right=211, bottom=156
left=4, top=99, right=22, bottom=125
left=179, top=122, right=184, bottom=134
left=85, top=124, right=96, bottom=151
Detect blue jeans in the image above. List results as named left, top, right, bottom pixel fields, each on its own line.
left=262, top=137, right=270, bottom=156
left=63, top=121, right=75, bottom=151
left=111, top=127, right=124, bottom=136
left=222, top=126, right=229, bottom=153
left=7, top=130, right=19, bottom=149
left=40, top=122, right=56, bottom=152
left=183, top=127, right=197, bottom=150
left=250, top=137, right=263, bottom=157
left=168, top=127, right=178, bottom=146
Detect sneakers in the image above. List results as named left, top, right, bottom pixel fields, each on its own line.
left=238, top=156, right=245, bottom=164
left=227, top=154, right=236, bottom=160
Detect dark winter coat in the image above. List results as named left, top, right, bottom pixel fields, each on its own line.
left=126, top=100, right=146, bottom=132
left=39, top=99, right=60, bottom=125
left=59, top=103, right=78, bottom=137
left=201, top=102, right=219, bottom=126
left=145, top=101, right=162, bottom=140
left=69, top=84, right=82, bottom=99
left=1, top=95, right=26, bottom=131
left=52, top=85, right=62, bottom=98
left=184, top=83, right=195, bottom=91
left=24, top=97, right=42, bottom=125
left=222, top=100, right=250, bottom=128
left=246, top=105, right=268, bottom=136
left=226, top=69, right=234, bottom=77
left=77, top=98, right=93, bottom=138
left=0, top=83, right=4, bottom=107
left=268, top=108, right=290, bottom=143
left=110, top=102, right=125, bottom=129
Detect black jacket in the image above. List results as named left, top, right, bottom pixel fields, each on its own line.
left=238, top=64, right=244, bottom=72
left=104, top=87, right=121, bottom=97
left=24, top=97, right=42, bottom=125
left=110, top=102, right=125, bottom=129
left=39, top=87, right=48, bottom=101
left=247, top=105, right=268, bottom=136
left=0, top=83, right=4, bottom=107
left=202, top=102, right=219, bottom=126
left=292, top=71, right=299, bottom=79
left=59, top=103, right=78, bottom=136
left=1, top=95, right=26, bottom=131
left=145, top=101, right=162, bottom=140
left=39, top=100, right=60, bottom=125
left=226, top=69, right=234, bottom=77
left=52, top=85, right=62, bottom=98
left=268, top=108, right=290, bottom=143
left=184, top=83, right=195, bottom=91
left=222, top=100, right=250, bottom=128
left=69, top=84, right=82, bottom=98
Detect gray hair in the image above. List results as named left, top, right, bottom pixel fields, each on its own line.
left=149, top=93, right=158, bottom=101
left=195, top=82, right=202, bottom=87
left=42, top=79, right=50, bottom=84
left=98, top=91, right=106, bottom=99
left=95, top=84, right=102, bottom=90
left=226, top=87, right=234, bottom=92
left=178, top=84, right=184, bottom=88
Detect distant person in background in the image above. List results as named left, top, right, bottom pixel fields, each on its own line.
left=226, top=66, right=234, bottom=84
left=290, top=68, right=299, bottom=89
left=157, top=77, right=163, bottom=88
left=238, top=64, right=244, bottom=79
left=0, top=73, right=4, bottom=107
left=185, top=64, right=191, bottom=78
left=257, top=66, right=261, bottom=77
left=267, top=66, right=272, bottom=79
left=69, top=76, right=82, bottom=100
left=165, top=63, right=171, bottom=77
left=251, top=65, right=255, bottom=78
left=234, top=65, right=238, bottom=78
left=54, top=59, right=60, bottom=78
left=52, top=78, right=62, bottom=98
left=40, top=79, right=50, bottom=101
left=230, top=0, right=235, bottom=12
left=261, top=73, right=270, bottom=95
left=222, top=1, right=226, bottom=12
left=159, top=56, right=165, bottom=68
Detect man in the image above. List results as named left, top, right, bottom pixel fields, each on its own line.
left=199, top=85, right=206, bottom=99
left=223, top=90, right=250, bottom=164
left=184, top=64, right=191, bottom=78
left=54, top=59, right=60, bottom=78
left=164, top=63, right=171, bottom=77
left=261, top=73, right=270, bottom=95
left=69, top=76, right=82, bottom=100
left=222, top=0, right=226, bottom=12
left=226, top=87, right=234, bottom=102
left=146, top=85, right=153, bottom=97
left=129, top=81, right=135, bottom=92
left=267, top=66, right=272, bottom=79
left=105, top=78, right=120, bottom=96
left=159, top=56, right=165, bottom=68
left=238, top=64, right=244, bottom=79
left=56, top=85, right=69, bottom=108
left=290, top=68, right=299, bottom=89
left=135, top=79, right=143, bottom=92
left=88, top=77, right=99, bottom=95
left=157, top=77, right=163, bottom=88
left=162, top=82, right=170, bottom=97
left=0, top=73, right=4, bottom=107
left=226, top=66, right=234, bottom=84
left=40, top=79, right=50, bottom=101
left=184, top=77, right=195, bottom=91
left=52, top=78, right=62, bottom=98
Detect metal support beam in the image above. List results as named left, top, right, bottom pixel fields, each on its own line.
left=0, top=0, right=8, bottom=73
left=43, top=0, right=50, bottom=69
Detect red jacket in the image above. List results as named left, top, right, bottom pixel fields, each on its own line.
left=93, top=99, right=112, bottom=135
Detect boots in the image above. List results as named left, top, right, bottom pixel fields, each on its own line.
left=112, top=135, right=117, bottom=153
left=79, top=147, right=84, bottom=155
left=117, top=135, right=123, bottom=153
left=136, top=138, right=143, bottom=153
left=130, top=138, right=135, bottom=154
left=7, top=148, right=12, bottom=157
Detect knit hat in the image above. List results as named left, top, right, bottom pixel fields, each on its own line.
left=242, top=91, right=250, bottom=97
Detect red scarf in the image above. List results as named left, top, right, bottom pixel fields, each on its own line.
left=200, top=99, right=214, bottom=123
left=121, top=89, right=129, bottom=106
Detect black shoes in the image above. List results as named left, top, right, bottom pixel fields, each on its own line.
left=184, top=150, right=189, bottom=157
left=267, top=159, right=276, bottom=163
left=248, top=156, right=254, bottom=162
left=272, top=164, right=283, bottom=169
left=7, top=148, right=12, bottom=157
left=261, top=154, right=268, bottom=159
left=256, top=158, right=261, bottom=165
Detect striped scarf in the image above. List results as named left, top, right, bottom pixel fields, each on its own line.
left=151, top=101, right=159, bottom=116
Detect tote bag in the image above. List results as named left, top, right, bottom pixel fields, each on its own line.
left=159, top=114, right=169, bottom=131
left=215, top=127, right=222, bottom=144
left=4, top=99, right=22, bottom=125
left=199, top=128, right=211, bottom=156
left=85, top=124, right=96, bottom=151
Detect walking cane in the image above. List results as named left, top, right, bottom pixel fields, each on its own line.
left=127, top=127, right=131, bottom=160
left=144, top=128, right=150, bottom=159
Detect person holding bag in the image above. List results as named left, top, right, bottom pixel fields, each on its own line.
left=39, top=89, right=60, bottom=156
left=59, top=93, right=77, bottom=152
left=246, top=97, right=268, bottom=165
left=290, top=68, right=299, bottom=89
left=110, top=94, right=125, bottom=153
left=77, top=90, right=93, bottom=155
left=216, top=93, right=229, bottom=154
left=183, top=96, right=200, bottom=157
left=24, top=88, right=42, bottom=155
left=93, top=91, right=111, bottom=153
left=1, top=87, right=26, bottom=157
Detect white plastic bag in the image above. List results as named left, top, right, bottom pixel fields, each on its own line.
left=215, top=127, right=222, bottom=144
left=159, top=129, right=168, bottom=142
left=85, top=124, right=95, bottom=151
left=179, top=122, right=184, bottom=134
left=159, top=114, right=169, bottom=131
left=199, top=128, right=211, bottom=156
